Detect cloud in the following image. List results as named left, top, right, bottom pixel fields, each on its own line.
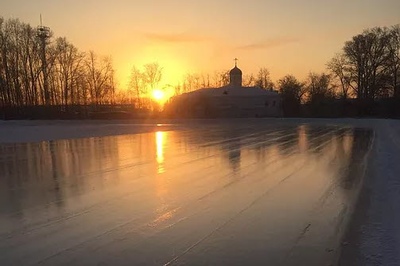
left=236, top=37, right=299, bottom=50
left=143, top=32, right=210, bottom=43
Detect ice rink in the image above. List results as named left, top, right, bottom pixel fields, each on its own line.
left=0, top=120, right=379, bottom=265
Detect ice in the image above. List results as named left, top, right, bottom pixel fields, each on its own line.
left=0, top=118, right=397, bottom=265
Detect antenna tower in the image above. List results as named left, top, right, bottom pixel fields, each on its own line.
left=37, top=14, right=51, bottom=105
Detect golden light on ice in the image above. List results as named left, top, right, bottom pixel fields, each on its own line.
left=156, top=131, right=165, bottom=174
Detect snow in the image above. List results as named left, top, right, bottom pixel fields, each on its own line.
left=349, top=120, right=400, bottom=265
left=0, top=118, right=399, bottom=265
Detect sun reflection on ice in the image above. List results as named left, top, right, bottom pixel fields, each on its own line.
left=156, top=131, right=166, bottom=174
left=298, top=125, right=308, bottom=152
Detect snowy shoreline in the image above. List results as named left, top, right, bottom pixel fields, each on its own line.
left=338, top=119, right=400, bottom=265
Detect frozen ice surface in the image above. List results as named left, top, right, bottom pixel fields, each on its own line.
left=0, top=118, right=396, bottom=265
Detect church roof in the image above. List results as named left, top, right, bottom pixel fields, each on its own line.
left=174, top=59, right=279, bottom=101
left=183, top=85, right=279, bottom=98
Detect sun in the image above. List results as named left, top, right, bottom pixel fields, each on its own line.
left=152, top=89, right=165, bottom=102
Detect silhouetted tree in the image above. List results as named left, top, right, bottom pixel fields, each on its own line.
left=85, top=51, right=115, bottom=105
left=200, top=73, right=211, bottom=88
left=213, top=70, right=230, bottom=87
left=143, top=62, right=162, bottom=92
left=53, top=37, right=85, bottom=107
left=181, top=73, right=196, bottom=93
left=333, top=25, right=400, bottom=99
left=255, top=67, right=274, bottom=90
left=304, top=72, right=337, bottom=116
left=0, top=17, right=117, bottom=109
left=127, top=62, right=163, bottom=109
left=327, top=53, right=354, bottom=99
left=128, top=66, right=145, bottom=107
left=306, top=72, right=335, bottom=103
left=388, top=25, right=400, bottom=97
left=278, top=75, right=305, bottom=116
left=242, top=73, right=256, bottom=87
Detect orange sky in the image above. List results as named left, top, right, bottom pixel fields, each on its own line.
left=2, top=0, right=400, bottom=90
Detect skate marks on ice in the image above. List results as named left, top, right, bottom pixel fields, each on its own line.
left=0, top=123, right=372, bottom=265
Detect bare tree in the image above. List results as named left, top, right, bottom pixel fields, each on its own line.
left=54, top=37, right=85, bottom=107
left=181, top=73, right=201, bottom=93
left=127, top=62, right=164, bottom=108
left=327, top=53, right=355, bottom=99
left=220, top=70, right=230, bottom=86
left=255, top=67, right=274, bottom=90
left=128, top=66, right=144, bottom=107
left=278, top=75, right=306, bottom=102
left=114, top=89, right=130, bottom=104
left=200, top=73, right=211, bottom=88
left=278, top=75, right=306, bottom=116
left=243, top=74, right=255, bottom=87
left=143, top=63, right=162, bottom=92
left=342, top=27, right=394, bottom=99
left=306, top=72, right=335, bottom=103
left=85, top=51, right=114, bottom=105
left=0, top=16, right=119, bottom=110
left=173, top=84, right=182, bottom=95
left=388, top=25, right=400, bottom=97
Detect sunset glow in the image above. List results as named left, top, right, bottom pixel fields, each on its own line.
left=2, top=0, right=399, bottom=90
left=152, top=89, right=165, bottom=102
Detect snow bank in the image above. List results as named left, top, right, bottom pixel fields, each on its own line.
left=350, top=120, right=400, bottom=265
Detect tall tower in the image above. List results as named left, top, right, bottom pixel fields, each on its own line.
left=37, top=15, right=51, bottom=105
left=229, top=58, right=242, bottom=87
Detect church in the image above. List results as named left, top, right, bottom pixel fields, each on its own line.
left=165, top=60, right=282, bottom=118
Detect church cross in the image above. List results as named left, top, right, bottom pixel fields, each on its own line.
left=234, top=58, right=238, bottom=67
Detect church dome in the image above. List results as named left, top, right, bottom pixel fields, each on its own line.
left=229, top=66, right=242, bottom=75
left=229, top=59, right=242, bottom=87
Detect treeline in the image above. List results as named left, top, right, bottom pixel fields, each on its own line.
left=0, top=17, right=115, bottom=107
left=273, top=25, right=400, bottom=117
left=1, top=15, right=399, bottom=118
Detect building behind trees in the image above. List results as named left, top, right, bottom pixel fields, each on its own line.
left=165, top=61, right=282, bottom=118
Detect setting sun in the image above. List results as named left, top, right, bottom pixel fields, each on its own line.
left=152, top=89, right=165, bottom=102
